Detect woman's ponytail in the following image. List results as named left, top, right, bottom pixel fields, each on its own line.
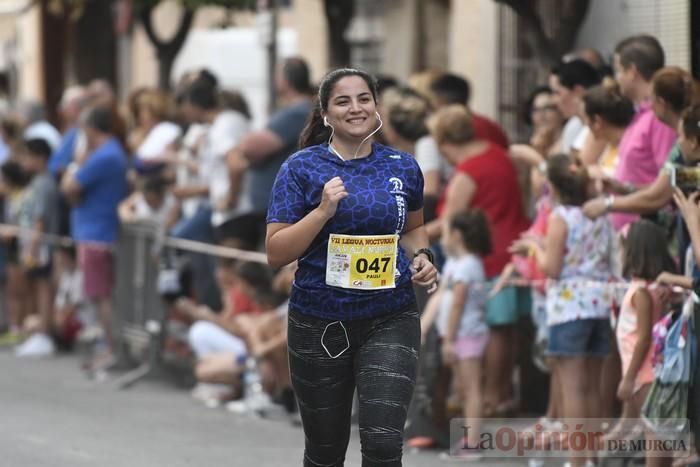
left=298, top=99, right=331, bottom=149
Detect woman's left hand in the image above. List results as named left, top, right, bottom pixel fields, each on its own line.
left=441, top=341, right=456, bottom=366
left=616, top=377, right=635, bottom=401
left=673, top=188, right=700, bottom=226
left=411, top=254, right=438, bottom=293
left=509, top=238, right=534, bottom=256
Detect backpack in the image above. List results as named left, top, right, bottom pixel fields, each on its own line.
left=641, top=293, right=697, bottom=436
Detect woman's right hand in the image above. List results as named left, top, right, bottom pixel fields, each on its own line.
left=317, top=176, right=348, bottom=220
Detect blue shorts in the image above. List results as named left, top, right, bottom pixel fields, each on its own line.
left=546, top=318, right=610, bottom=357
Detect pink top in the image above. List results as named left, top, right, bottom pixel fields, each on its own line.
left=617, top=280, right=663, bottom=392
left=611, top=102, right=676, bottom=231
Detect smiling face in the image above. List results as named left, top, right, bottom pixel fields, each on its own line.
left=323, top=75, right=378, bottom=142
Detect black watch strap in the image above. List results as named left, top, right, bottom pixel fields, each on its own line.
left=414, top=248, right=434, bottom=265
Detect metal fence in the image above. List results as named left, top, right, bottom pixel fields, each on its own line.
left=110, top=222, right=266, bottom=389
left=112, top=222, right=169, bottom=388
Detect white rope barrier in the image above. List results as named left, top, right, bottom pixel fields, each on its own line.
left=0, top=221, right=693, bottom=297
left=0, top=222, right=269, bottom=264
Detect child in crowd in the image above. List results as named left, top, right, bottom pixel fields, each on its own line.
left=511, top=154, right=617, bottom=467
left=603, top=221, right=675, bottom=444
left=14, top=138, right=59, bottom=357
left=226, top=262, right=297, bottom=416
left=118, top=175, right=179, bottom=230
left=0, top=160, right=30, bottom=346
left=661, top=106, right=700, bottom=285
left=435, top=210, right=491, bottom=461
left=16, top=246, right=88, bottom=354
left=176, top=258, right=272, bottom=404
left=52, top=245, right=91, bottom=350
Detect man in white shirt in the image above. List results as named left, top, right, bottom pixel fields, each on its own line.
left=171, top=75, right=249, bottom=311
left=173, top=77, right=249, bottom=241
left=548, top=59, right=601, bottom=155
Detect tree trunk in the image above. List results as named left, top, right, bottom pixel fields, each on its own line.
left=324, top=0, right=354, bottom=68
left=139, top=4, right=195, bottom=90
left=496, top=0, right=590, bottom=70
left=158, top=53, right=177, bottom=90
left=74, top=0, right=117, bottom=85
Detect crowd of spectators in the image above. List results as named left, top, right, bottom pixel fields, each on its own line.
left=0, top=34, right=699, bottom=465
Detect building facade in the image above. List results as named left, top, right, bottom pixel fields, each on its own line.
left=0, top=0, right=695, bottom=134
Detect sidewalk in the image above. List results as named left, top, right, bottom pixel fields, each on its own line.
left=0, top=351, right=528, bottom=466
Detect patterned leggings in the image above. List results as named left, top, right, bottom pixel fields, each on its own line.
left=287, top=305, right=420, bottom=467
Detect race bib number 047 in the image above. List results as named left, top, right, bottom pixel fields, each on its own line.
left=326, top=234, right=398, bottom=290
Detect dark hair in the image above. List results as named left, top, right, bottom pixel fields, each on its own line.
left=1, top=115, right=21, bottom=142
left=282, top=57, right=312, bottom=94
left=552, top=59, right=601, bottom=90
left=681, top=104, right=700, bottom=143
left=652, top=66, right=700, bottom=115
left=58, top=244, right=77, bottom=260
left=235, top=261, right=273, bottom=292
left=215, top=215, right=265, bottom=251
left=583, top=83, right=635, bottom=128
left=523, top=85, right=553, bottom=125
left=181, top=79, right=218, bottom=111
left=254, top=289, right=288, bottom=310
left=430, top=73, right=471, bottom=105
left=615, top=35, right=665, bottom=81
left=219, top=89, right=251, bottom=120
left=1, top=160, right=30, bottom=187
left=81, top=104, right=114, bottom=134
left=142, top=175, right=167, bottom=195
left=450, top=210, right=492, bottom=256
left=24, top=138, right=52, bottom=159
left=196, top=68, right=219, bottom=89
left=546, top=153, right=589, bottom=206
left=298, top=68, right=378, bottom=149
left=623, top=219, right=676, bottom=280
left=376, top=74, right=399, bottom=95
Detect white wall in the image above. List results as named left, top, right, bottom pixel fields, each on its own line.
left=449, top=0, right=499, bottom=119
left=576, top=0, right=690, bottom=68
left=172, top=28, right=298, bottom=129
left=15, top=5, right=42, bottom=100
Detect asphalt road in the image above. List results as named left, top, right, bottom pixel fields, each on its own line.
left=0, top=351, right=530, bottom=467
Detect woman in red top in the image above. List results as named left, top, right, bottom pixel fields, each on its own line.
left=428, top=104, right=530, bottom=415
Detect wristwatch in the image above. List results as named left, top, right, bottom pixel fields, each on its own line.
left=414, top=248, right=435, bottom=265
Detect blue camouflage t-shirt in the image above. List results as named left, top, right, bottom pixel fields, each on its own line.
left=267, top=142, right=424, bottom=321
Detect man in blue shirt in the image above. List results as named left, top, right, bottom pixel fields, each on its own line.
left=61, top=104, right=128, bottom=366
left=50, top=85, right=88, bottom=237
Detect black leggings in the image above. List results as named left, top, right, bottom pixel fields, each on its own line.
left=287, top=305, right=420, bottom=467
